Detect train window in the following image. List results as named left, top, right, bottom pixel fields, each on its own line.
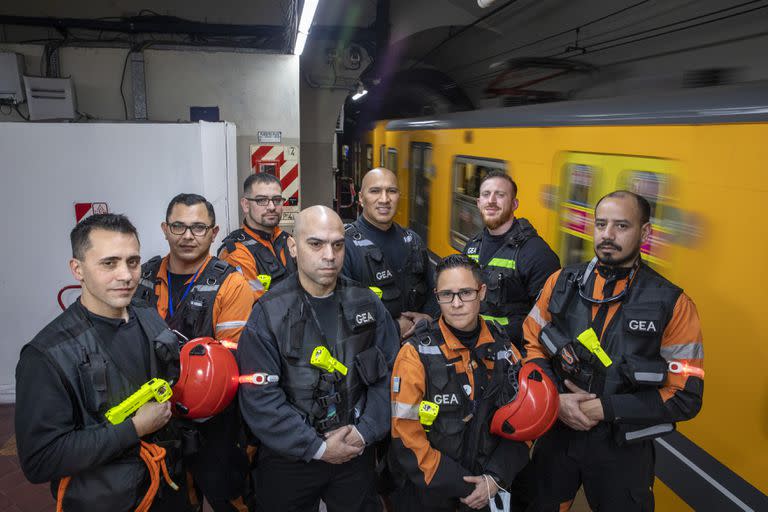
left=559, top=162, right=599, bottom=266
left=565, top=164, right=593, bottom=206
left=365, top=145, right=373, bottom=171
left=380, top=145, right=386, bottom=167
left=387, top=148, right=398, bottom=173
left=450, top=156, right=507, bottom=250
left=620, top=170, right=667, bottom=222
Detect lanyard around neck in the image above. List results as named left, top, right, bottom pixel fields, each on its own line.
left=167, top=263, right=204, bottom=318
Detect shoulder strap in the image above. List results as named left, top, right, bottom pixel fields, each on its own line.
left=141, top=255, right=163, bottom=280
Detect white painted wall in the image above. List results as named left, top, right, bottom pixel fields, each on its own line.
left=0, top=44, right=300, bottom=192
left=0, top=121, right=237, bottom=402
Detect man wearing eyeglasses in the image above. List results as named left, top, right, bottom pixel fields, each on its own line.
left=389, top=254, right=529, bottom=511
left=219, top=173, right=296, bottom=301
left=522, top=191, right=704, bottom=511
left=463, top=170, right=560, bottom=353
left=134, top=193, right=254, bottom=512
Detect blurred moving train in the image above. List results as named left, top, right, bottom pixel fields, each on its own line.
left=355, top=82, right=768, bottom=511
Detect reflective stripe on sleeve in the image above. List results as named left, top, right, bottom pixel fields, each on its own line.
left=215, top=320, right=247, bottom=332
left=391, top=401, right=420, bottom=420
left=661, top=343, right=704, bottom=361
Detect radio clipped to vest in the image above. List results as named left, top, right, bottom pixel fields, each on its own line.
left=311, top=346, right=348, bottom=375
left=105, top=378, right=173, bottom=425
left=419, top=400, right=439, bottom=431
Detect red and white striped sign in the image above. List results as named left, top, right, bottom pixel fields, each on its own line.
left=250, top=144, right=300, bottom=208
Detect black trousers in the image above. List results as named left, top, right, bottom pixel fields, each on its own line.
left=187, top=403, right=249, bottom=511
left=527, top=423, right=655, bottom=512
left=250, top=446, right=379, bottom=512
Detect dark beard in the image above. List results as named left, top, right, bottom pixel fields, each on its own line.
left=595, top=241, right=641, bottom=267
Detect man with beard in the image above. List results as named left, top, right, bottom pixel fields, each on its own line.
left=238, top=206, right=398, bottom=511
left=523, top=191, right=704, bottom=511
left=343, top=167, right=438, bottom=340
left=219, top=173, right=297, bottom=301
left=463, top=171, right=560, bottom=351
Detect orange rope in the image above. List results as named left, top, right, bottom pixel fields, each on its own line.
left=55, top=441, right=178, bottom=512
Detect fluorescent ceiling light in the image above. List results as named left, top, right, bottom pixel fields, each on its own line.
left=298, top=0, right=320, bottom=34
left=294, top=0, right=319, bottom=55
left=352, top=88, right=368, bottom=101
left=294, top=31, right=308, bottom=56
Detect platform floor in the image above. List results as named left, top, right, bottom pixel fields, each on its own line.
left=0, top=404, right=591, bottom=511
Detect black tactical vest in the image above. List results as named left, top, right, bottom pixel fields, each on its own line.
left=464, top=218, right=538, bottom=337
left=344, top=221, right=428, bottom=319
left=539, top=258, right=682, bottom=442
left=133, top=256, right=236, bottom=341
left=27, top=303, right=180, bottom=512
left=408, top=320, right=511, bottom=472
left=218, top=228, right=296, bottom=287
left=259, top=275, right=388, bottom=434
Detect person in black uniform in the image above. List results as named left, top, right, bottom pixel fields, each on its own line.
left=15, top=214, right=192, bottom=512
left=523, top=191, right=704, bottom=511
left=463, top=170, right=560, bottom=351
left=237, top=205, right=399, bottom=511
left=462, top=170, right=560, bottom=511
left=343, top=167, right=439, bottom=340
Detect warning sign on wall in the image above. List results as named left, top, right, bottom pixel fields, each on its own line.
left=75, top=202, right=109, bottom=223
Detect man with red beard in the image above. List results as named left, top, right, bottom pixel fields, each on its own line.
left=463, top=170, right=560, bottom=352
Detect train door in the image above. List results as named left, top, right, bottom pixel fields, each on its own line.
left=409, top=142, right=432, bottom=243
left=556, top=152, right=677, bottom=267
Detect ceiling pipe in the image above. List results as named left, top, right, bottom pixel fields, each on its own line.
left=478, top=0, right=500, bottom=7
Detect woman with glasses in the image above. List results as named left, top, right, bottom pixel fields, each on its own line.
left=388, top=254, right=529, bottom=511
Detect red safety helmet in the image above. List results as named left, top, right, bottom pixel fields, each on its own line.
left=490, top=362, right=559, bottom=442
left=172, top=337, right=239, bottom=419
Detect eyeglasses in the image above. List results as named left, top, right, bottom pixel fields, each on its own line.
left=167, top=222, right=214, bottom=237
left=245, top=196, right=285, bottom=206
left=435, top=288, right=480, bottom=304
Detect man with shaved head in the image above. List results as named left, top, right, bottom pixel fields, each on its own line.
left=237, top=206, right=398, bottom=511
left=343, top=167, right=438, bottom=340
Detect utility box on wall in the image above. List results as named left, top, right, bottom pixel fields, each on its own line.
left=23, top=76, right=77, bottom=120
left=0, top=52, right=25, bottom=104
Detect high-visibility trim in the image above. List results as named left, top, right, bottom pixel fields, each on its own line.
left=481, top=314, right=509, bottom=326
left=528, top=305, right=548, bottom=328
left=216, top=321, right=247, bottom=331
left=193, top=284, right=221, bottom=293
left=625, top=423, right=674, bottom=441
left=218, top=340, right=238, bottom=350
left=248, top=279, right=265, bottom=291
left=139, top=278, right=155, bottom=289
left=392, top=401, right=420, bottom=420
left=467, top=254, right=479, bottom=261
left=539, top=330, right=558, bottom=356
left=661, top=343, right=704, bottom=360
left=486, top=257, right=516, bottom=269
left=417, top=345, right=442, bottom=355
left=634, top=371, right=665, bottom=383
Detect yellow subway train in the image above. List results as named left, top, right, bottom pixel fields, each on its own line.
left=361, top=82, right=768, bottom=511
